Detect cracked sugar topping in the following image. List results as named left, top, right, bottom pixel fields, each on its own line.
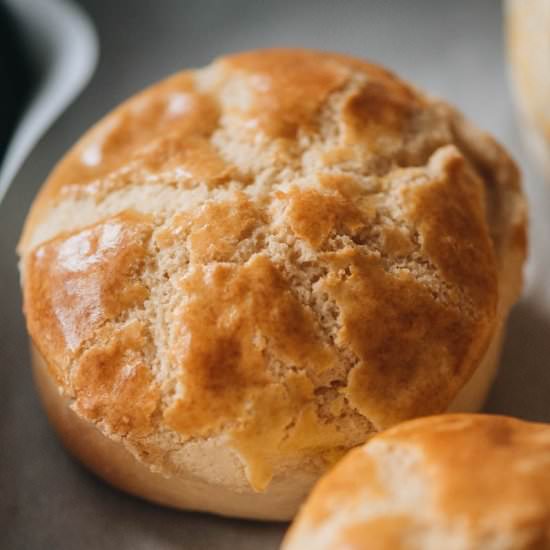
left=20, top=49, right=525, bottom=491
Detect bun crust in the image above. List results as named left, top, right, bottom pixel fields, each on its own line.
left=19, top=49, right=526, bottom=518
left=284, top=414, right=550, bottom=549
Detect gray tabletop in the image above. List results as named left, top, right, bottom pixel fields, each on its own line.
left=2, top=1, right=550, bottom=548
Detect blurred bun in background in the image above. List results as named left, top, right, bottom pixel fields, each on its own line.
left=507, top=0, right=550, bottom=180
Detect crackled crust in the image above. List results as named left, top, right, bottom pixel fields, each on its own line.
left=284, top=414, right=550, bottom=549
left=506, top=0, right=550, bottom=178
left=19, top=49, right=526, bottom=514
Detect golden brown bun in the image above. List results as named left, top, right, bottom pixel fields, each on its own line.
left=31, top=344, right=315, bottom=519
left=18, top=49, right=526, bottom=519
left=507, top=0, right=550, bottom=178
left=284, top=414, right=550, bottom=549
